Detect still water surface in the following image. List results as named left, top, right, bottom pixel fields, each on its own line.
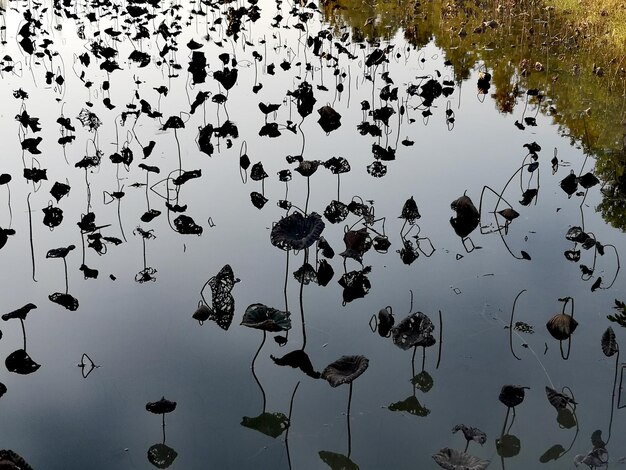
left=0, top=0, right=625, bottom=468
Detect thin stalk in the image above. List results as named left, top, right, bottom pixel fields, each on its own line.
left=63, top=258, right=68, bottom=294
left=607, top=348, right=620, bottom=444
left=509, top=290, right=527, bottom=360
left=285, top=381, right=301, bottom=470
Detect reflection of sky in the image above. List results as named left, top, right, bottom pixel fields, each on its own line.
left=0, top=2, right=623, bottom=469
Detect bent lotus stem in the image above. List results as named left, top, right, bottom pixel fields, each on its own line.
left=251, top=330, right=267, bottom=413
left=509, top=289, right=527, bottom=361
left=162, top=414, right=166, bottom=444
left=561, top=387, right=579, bottom=455
left=600, top=244, right=620, bottom=290
left=560, top=297, right=574, bottom=360
left=299, top=249, right=309, bottom=350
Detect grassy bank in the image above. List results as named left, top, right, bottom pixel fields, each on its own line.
left=549, top=0, right=626, bottom=51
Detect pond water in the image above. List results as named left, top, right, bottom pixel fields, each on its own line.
left=0, top=0, right=625, bottom=468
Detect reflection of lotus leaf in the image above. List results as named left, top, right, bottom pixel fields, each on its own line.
left=241, top=412, right=289, bottom=438
left=147, top=443, right=178, bottom=469
left=49, top=292, right=79, bottom=311
left=241, top=304, right=291, bottom=332
left=319, top=450, right=359, bottom=470
left=496, top=434, right=521, bottom=458
left=391, top=312, right=435, bottom=350
left=321, top=355, right=369, bottom=387
left=271, top=212, right=325, bottom=251
left=540, top=444, right=566, bottom=463
left=271, top=349, right=321, bottom=379
left=432, top=447, right=490, bottom=470
left=388, top=396, right=430, bottom=417
left=411, top=371, right=434, bottom=392
left=556, top=408, right=577, bottom=429
left=324, top=200, right=349, bottom=224
left=6, top=349, right=40, bottom=375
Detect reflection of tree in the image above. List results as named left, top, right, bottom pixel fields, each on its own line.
left=324, top=0, right=626, bottom=230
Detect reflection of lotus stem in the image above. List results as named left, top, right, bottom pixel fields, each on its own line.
left=436, top=310, right=443, bottom=369
left=607, top=348, right=620, bottom=444
left=336, top=174, right=341, bottom=202
left=422, top=347, right=426, bottom=372
left=142, top=237, right=147, bottom=270
left=299, top=250, right=308, bottom=350
left=347, top=382, right=353, bottom=458
left=174, top=128, right=182, bottom=177
left=562, top=387, right=579, bottom=455
left=283, top=251, right=290, bottom=344
left=464, top=440, right=469, bottom=453
left=411, top=346, right=417, bottom=397
left=509, top=289, right=527, bottom=361
left=560, top=297, right=574, bottom=360
left=27, top=193, right=37, bottom=282
left=600, top=244, right=620, bottom=290
left=20, top=318, right=26, bottom=351
left=162, top=414, right=166, bottom=444
left=285, top=381, right=300, bottom=470
left=6, top=184, right=12, bottom=228
left=500, top=407, right=511, bottom=438
left=251, top=330, right=267, bottom=413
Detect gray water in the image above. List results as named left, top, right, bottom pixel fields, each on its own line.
left=0, top=0, right=624, bottom=468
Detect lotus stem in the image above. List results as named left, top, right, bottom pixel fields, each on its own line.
left=285, top=381, right=301, bottom=470
left=20, top=318, right=26, bottom=351
left=607, top=348, right=620, bottom=444
left=347, top=382, right=353, bottom=458
left=437, top=310, right=443, bottom=369
left=27, top=193, right=36, bottom=282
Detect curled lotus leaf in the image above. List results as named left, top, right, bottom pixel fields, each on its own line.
left=0, top=450, right=34, bottom=470
left=293, top=262, right=317, bottom=285
left=146, top=397, right=177, bottom=414
left=601, top=327, right=618, bottom=357
left=400, top=196, right=420, bottom=223
left=241, top=412, right=289, bottom=438
left=323, top=157, right=350, bottom=175
left=391, top=312, right=435, bottom=350
left=321, top=355, right=369, bottom=387
left=546, top=314, right=578, bottom=341
left=147, top=443, right=178, bottom=469
left=499, top=385, right=528, bottom=408
left=574, top=447, right=608, bottom=468
left=545, top=386, right=577, bottom=410
left=432, top=447, right=490, bottom=470
left=241, top=303, right=291, bottom=332
left=270, top=212, right=325, bottom=251
left=452, top=424, right=487, bottom=445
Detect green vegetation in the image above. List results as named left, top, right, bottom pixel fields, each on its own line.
left=322, top=0, right=626, bottom=230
